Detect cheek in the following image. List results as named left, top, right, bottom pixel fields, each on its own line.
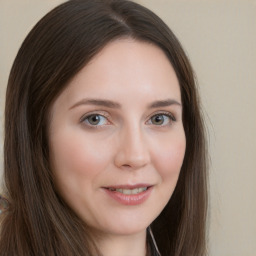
left=50, top=131, right=113, bottom=193
left=152, top=133, right=186, bottom=180
left=149, top=132, right=186, bottom=210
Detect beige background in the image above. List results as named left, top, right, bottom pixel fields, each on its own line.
left=0, top=0, right=256, bottom=255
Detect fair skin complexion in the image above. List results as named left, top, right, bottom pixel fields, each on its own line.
left=49, top=39, right=186, bottom=256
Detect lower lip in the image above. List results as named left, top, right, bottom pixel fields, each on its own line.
left=103, top=187, right=153, bottom=206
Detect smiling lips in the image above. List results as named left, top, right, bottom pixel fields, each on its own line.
left=108, top=187, right=147, bottom=194
left=103, top=184, right=153, bottom=205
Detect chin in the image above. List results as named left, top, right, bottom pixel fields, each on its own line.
left=98, top=215, right=154, bottom=236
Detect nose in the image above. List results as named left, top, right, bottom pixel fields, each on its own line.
left=114, top=124, right=151, bottom=170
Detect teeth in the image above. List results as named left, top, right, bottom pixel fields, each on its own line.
left=110, top=187, right=147, bottom=195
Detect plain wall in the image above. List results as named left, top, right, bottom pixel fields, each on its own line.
left=0, top=1, right=255, bottom=255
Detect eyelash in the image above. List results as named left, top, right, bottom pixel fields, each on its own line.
left=80, top=111, right=111, bottom=128
left=148, top=112, right=176, bottom=126
left=80, top=111, right=176, bottom=128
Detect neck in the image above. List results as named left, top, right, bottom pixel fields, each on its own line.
left=96, top=229, right=147, bottom=256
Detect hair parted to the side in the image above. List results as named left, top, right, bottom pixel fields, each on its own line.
left=0, top=0, right=208, bottom=255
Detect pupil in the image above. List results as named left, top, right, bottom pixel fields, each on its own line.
left=153, top=115, right=164, bottom=125
left=89, top=115, right=100, bottom=125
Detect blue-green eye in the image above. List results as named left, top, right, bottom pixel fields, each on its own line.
left=149, top=113, right=175, bottom=126
left=82, top=114, right=108, bottom=126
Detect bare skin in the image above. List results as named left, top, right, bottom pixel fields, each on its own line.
left=49, top=39, right=186, bottom=256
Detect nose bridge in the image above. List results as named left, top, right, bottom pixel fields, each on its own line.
left=114, top=121, right=150, bottom=169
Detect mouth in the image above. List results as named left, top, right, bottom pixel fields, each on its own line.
left=107, top=187, right=148, bottom=195
left=102, top=184, right=153, bottom=205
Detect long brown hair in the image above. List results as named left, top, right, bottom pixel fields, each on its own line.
left=0, top=0, right=208, bottom=255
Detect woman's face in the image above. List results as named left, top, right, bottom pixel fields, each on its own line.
left=49, top=39, right=186, bottom=236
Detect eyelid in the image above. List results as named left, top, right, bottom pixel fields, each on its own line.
left=146, top=111, right=176, bottom=125
left=80, top=111, right=112, bottom=126
left=79, top=110, right=177, bottom=129
left=150, top=111, right=176, bottom=120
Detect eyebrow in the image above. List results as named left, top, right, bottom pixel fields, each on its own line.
left=148, top=99, right=181, bottom=108
left=69, top=98, right=181, bottom=110
left=70, top=98, right=121, bottom=109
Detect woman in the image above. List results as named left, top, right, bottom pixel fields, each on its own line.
left=0, top=0, right=208, bottom=255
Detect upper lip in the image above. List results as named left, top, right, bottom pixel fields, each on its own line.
left=103, top=183, right=152, bottom=189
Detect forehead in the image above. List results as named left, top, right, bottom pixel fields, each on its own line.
left=58, top=39, right=181, bottom=106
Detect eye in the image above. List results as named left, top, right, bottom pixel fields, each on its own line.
left=81, top=114, right=109, bottom=126
left=148, top=113, right=176, bottom=126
